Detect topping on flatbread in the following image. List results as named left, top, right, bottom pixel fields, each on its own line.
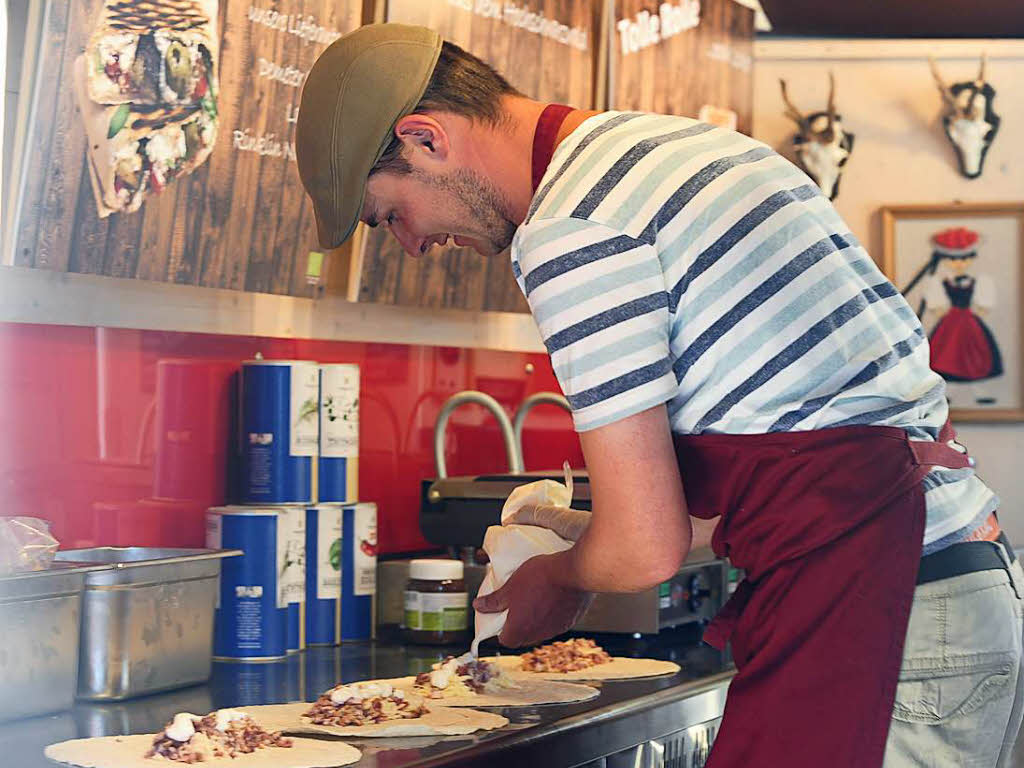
left=520, top=639, right=613, bottom=673
left=305, top=682, right=428, bottom=726
left=146, top=710, right=292, bottom=762
left=412, top=654, right=518, bottom=699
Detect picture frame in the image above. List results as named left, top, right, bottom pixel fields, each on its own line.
left=881, top=202, right=1024, bottom=422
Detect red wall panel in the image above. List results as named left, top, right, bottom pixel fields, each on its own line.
left=0, top=322, right=582, bottom=554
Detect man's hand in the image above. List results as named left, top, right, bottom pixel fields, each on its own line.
left=472, top=551, right=592, bottom=648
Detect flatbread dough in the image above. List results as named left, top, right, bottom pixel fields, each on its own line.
left=44, top=734, right=359, bottom=768
left=245, top=702, right=508, bottom=738
left=374, top=675, right=600, bottom=707
left=488, top=654, right=680, bottom=681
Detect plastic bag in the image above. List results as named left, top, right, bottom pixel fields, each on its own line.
left=0, top=517, right=60, bottom=575
left=471, top=462, right=585, bottom=655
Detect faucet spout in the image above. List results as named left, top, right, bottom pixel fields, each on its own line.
left=512, top=391, right=571, bottom=471
left=434, top=391, right=523, bottom=478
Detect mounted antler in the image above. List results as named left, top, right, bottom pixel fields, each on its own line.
left=778, top=73, right=855, bottom=201
left=825, top=71, right=836, bottom=140
left=778, top=79, right=808, bottom=131
left=928, top=52, right=1000, bottom=179
left=928, top=56, right=957, bottom=115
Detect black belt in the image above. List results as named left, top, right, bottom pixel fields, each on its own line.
left=917, top=531, right=1016, bottom=585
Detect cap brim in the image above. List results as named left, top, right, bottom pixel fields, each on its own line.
left=313, top=182, right=365, bottom=250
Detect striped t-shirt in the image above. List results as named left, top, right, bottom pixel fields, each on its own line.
left=511, top=112, right=997, bottom=554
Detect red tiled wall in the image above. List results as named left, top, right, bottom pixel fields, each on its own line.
left=0, top=322, right=582, bottom=554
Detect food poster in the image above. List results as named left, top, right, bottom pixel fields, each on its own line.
left=356, top=0, right=597, bottom=313
left=611, top=0, right=753, bottom=135
left=7, top=0, right=360, bottom=296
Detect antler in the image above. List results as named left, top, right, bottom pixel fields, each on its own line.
left=826, top=71, right=836, bottom=136
left=928, top=56, right=957, bottom=114
left=976, top=52, right=987, bottom=84
left=778, top=79, right=808, bottom=130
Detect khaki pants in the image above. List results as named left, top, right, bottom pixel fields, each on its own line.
left=884, top=547, right=1024, bottom=767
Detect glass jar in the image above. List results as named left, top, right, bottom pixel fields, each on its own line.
left=403, top=559, right=468, bottom=645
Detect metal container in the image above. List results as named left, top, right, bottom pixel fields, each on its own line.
left=340, top=502, right=376, bottom=641
left=305, top=504, right=342, bottom=646
left=0, top=564, right=88, bottom=721
left=318, top=363, right=360, bottom=503
left=206, top=509, right=288, bottom=661
left=55, top=547, right=240, bottom=701
left=240, top=359, right=318, bottom=504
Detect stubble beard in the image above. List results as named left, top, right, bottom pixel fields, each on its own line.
left=417, top=167, right=518, bottom=256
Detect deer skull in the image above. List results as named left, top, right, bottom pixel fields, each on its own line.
left=929, top=55, right=1000, bottom=179
left=779, top=73, right=854, bottom=201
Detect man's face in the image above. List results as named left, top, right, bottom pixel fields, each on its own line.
left=361, top=164, right=518, bottom=259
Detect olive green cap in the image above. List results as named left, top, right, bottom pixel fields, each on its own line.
left=295, top=24, right=443, bottom=249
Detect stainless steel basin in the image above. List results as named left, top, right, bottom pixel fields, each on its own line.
left=0, top=564, right=88, bottom=721
left=55, top=547, right=240, bottom=701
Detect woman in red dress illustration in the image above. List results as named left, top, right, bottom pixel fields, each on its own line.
left=903, top=227, right=1002, bottom=404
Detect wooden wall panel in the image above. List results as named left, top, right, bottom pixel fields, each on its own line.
left=357, top=0, right=598, bottom=313
left=10, top=0, right=361, bottom=297
left=611, top=0, right=753, bottom=134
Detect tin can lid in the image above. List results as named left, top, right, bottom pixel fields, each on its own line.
left=409, top=559, right=463, bottom=581
left=241, top=359, right=317, bottom=367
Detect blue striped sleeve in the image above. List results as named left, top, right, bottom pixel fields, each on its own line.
left=513, top=217, right=676, bottom=431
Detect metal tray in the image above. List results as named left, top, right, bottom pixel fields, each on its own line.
left=55, top=547, right=240, bottom=701
left=0, top=564, right=90, bottom=721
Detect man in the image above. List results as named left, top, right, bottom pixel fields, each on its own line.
left=296, top=24, right=1024, bottom=767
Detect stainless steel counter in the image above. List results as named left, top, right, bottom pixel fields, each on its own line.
left=1, top=627, right=733, bottom=768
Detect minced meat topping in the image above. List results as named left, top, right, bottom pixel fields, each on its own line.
left=305, top=682, right=428, bottom=726
left=520, top=638, right=612, bottom=673
left=412, top=654, right=511, bottom=699
left=146, top=711, right=291, bottom=763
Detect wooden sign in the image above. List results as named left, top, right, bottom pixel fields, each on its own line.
left=6, top=0, right=360, bottom=297
left=356, top=0, right=598, bottom=313
left=611, top=0, right=753, bottom=134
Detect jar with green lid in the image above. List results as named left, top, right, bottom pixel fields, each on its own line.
left=403, top=559, right=468, bottom=645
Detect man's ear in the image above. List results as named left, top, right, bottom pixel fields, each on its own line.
left=394, top=114, right=450, bottom=163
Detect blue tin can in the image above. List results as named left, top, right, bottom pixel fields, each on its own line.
left=207, top=506, right=287, bottom=661
left=318, top=364, right=360, bottom=503
left=240, top=360, right=318, bottom=504
left=305, top=504, right=342, bottom=646
left=341, top=502, right=377, bottom=641
left=278, top=505, right=306, bottom=653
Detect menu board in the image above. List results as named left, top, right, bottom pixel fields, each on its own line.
left=6, top=0, right=360, bottom=296
left=356, top=0, right=597, bottom=313
left=611, top=0, right=753, bottom=134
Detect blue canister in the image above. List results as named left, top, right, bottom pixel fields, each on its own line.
left=341, top=502, right=377, bottom=641
left=207, top=506, right=287, bottom=661
left=305, top=504, right=342, bottom=646
left=278, top=505, right=306, bottom=653
left=318, top=364, right=360, bottom=503
left=240, top=360, right=318, bottom=504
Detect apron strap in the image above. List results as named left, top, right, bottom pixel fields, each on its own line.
left=531, top=104, right=573, bottom=192
left=908, top=420, right=972, bottom=470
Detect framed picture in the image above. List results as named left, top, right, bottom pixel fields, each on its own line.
left=882, top=202, right=1024, bottom=422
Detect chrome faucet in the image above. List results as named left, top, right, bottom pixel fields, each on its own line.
left=434, top=390, right=522, bottom=478
left=513, top=391, right=571, bottom=471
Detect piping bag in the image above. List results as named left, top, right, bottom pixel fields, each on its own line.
left=470, top=462, right=592, bottom=656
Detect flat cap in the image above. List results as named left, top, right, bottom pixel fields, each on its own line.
left=296, top=24, right=442, bottom=248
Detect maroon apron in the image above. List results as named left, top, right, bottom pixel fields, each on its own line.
left=527, top=107, right=973, bottom=766
left=675, top=424, right=971, bottom=767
